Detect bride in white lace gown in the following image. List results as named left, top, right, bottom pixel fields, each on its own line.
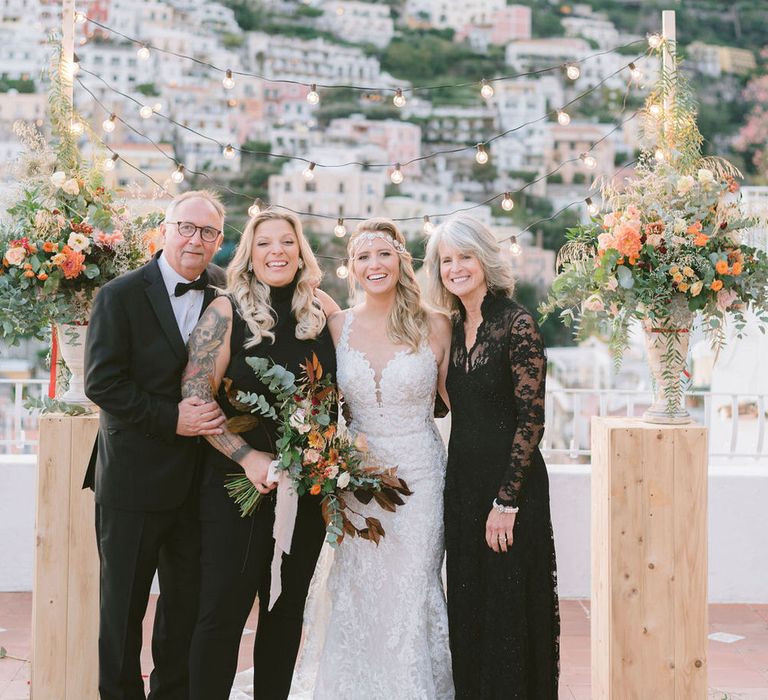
left=290, top=218, right=454, bottom=699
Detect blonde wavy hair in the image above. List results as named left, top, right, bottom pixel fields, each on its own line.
left=227, top=210, right=326, bottom=347
left=425, top=214, right=516, bottom=316
left=348, top=218, right=429, bottom=352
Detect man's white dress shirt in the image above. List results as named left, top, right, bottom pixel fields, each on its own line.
left=157, top=252, right=204, bottom=342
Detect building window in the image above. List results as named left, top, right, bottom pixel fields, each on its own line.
left=338, top=182, right=344, bottom=194
left=285, top=182, right=292, bottom=193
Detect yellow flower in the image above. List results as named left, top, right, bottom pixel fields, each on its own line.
left=307, top=431, right=325, bottom=449
left=673, top=273, right=684, bottom=283
left=683, top=266, right=695, bottom=277
left=690, top=280, right=704, bottom=296
left=678, top=282, right=690, bottom=292
left=669, top=266, right=680, bottom=276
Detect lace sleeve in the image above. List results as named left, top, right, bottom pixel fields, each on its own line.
left=497, top=308, right=547, bottom=508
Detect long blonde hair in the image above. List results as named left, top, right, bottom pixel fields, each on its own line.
left=227, top=210, right=326, bottom=347
left=348, top=218, right=428, bottom=352
left=425, top=214, right=515, bottom=316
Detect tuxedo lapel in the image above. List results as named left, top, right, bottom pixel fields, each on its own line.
left=143, top=257, right=187, bottom=361
left=201, top=285, right=217, bottom=319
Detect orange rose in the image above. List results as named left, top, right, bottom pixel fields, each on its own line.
left=731, top=262, right=742, bottom=275
left=23, top=269, right=35, bottom=278
left=37, top=272, right=48, bottom=281
left=687, top=221, right=703, bottom=235
left=42, top=241, right=57, bottom=252
left=715, top=260, right=729, bottom=275
left=693, top=234, right=709, bottom=247
left=711, top=280, right=723, bottom=291
left=60, top=248, right=86, bottom=279
left=310, top=483, right=321, bottom=496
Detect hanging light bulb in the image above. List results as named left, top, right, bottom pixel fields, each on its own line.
left=509, top=236, right=522, bottom=256
left=334, top=218, right=347, bottom=237
left=502, top=193, right=514, bottom=211
left=336, top=263, right=349, bottom=279
left=423, top=215, right=435, bottom=234
left=302, top=162, right=316, bottom=181
left=648, top=33, right=663, bottom=49
left=654, top=147, right=665, bottom=162
left=248, top=200, right=262, bottom=217
left=102, top=113, right=117, bottom=132
left=74, top=10, right=86, bottom=23
left=480, top=79, right=494, bottom=99
left=70, top=119, right=84, bottom=135
left=153, top=102, right=163, bottom=113
left=171, top=165, right=185, bottom=184
left=139, top=104, right=153, bottom=119
left=565, top=63, right=581, bottom=80
left=475, top=143, right=489, bottom=165
left=586, top=197, right=599, bottom=216
left=581, top=153, right=597, bottom=170
left=137, top=44, right=150, bottom=60
left=393, top=88, right=406, bottom=108
left=223, top=144, right=236, bottom=159
left=307, top=84, right=320, bottom=105
left=629, top=62, right=643, bottom=81
left=649, top=103, right=662, bottom=118
left=222, top=69, right=235, bottom=90
left=390, top=163, right=404, bottom=185
left=557, top=110, right=571, bottom=126
left=103, top=153, right=119, bottom=171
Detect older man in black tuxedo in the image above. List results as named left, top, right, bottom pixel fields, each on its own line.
left=84, top=190, right=228, bottom=700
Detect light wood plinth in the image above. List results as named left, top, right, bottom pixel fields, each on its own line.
left=591, top=417, right=708, bottom=699
left=32, top=414, right=99, bottom=700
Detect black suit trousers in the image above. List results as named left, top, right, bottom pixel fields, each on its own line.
left=189, top=462, right=325, bottom=700
left=95, top=484, right=200, bottom=700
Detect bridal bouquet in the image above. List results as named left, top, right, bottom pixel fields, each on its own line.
left=223, top=354, right=412, bottom=548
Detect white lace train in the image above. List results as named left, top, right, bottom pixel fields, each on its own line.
left=289, top=312, right=454, bottom=699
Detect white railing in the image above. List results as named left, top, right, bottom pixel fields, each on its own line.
left=2, top=380, right=768, bottom=463
left=0, top=378, right=49, bottom=454
left=541, top=388, right=768, bottom=463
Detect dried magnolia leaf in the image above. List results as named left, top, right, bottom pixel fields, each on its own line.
left=222, top=377, right=253, bottom=411
left=226, top=415, right=260, bottom=433
left=373, top=491, right=397, bottom=513
left=354, top=489, right=374, bottom=505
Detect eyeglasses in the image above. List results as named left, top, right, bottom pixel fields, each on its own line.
left=169, top=221, right=221, bottom=242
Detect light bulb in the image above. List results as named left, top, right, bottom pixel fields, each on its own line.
left=629, top=63, right=643, bottom=81
left=223, top=144, right=236, bottom=159
left=654, top=148, right=665, bottom=162
left=75, top=11, right=86, bottom=23
left=475, top=144, right=489, bottom=165
left=393, top=88, right=406, bottom=108
left=423, top=215, right=434, bottom=234
left=336, top=264, right=349, bottom=279
left=307, top=84, right=319, bottom=105
left=171, top=165, right=185, bottom=184
left=248, top=201, right=262, bottom=217
left=557, top=110, right=571, bottom=126
left=153, top=102, right=162, bottom=113
left=480, top=80, right=494, bottom=99
left=139, top=105, right=153, bottom=119
left=390, top=164, right=404, bottom=185
left=103, top=153, right=119, bottom=171
left=566, top=63, right=580, bottom=80
left=334, top=218, right=347, bottom=237
left=303, top=162, right=316, bottom=181
left=137, top=45, right=150, bottom=60
left=502, top=193, right=514, bottom=211
left=102, top=114, right=116, bottom=132
left=509, top=237, right=522, bottom=256
left=70, top=119, right=84, bottom=135
left=649, top=104, right=662, bottom=117
left=581, top=153, right=597, bottom=170
left=648, top=33, right=663, bottom=49
left=586, top=197, right=599, bottom=216
left=222, top=69, right=235, bottom=90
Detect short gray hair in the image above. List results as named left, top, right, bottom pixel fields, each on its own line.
left=165, top=189, right=226, bottom=224
left=425, top=214, right=515, bottom=315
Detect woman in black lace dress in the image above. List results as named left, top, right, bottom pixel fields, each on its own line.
left=181, top=210, right=338, bottom=700
left=425, top=214, right=559, bottom=699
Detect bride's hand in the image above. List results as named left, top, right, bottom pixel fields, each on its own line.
left=241, top=449, right=277, bottom=494
left=486, top=509, right=516, bottom=553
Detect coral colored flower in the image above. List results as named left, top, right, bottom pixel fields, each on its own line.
left=23, top=269, right=35, bottom=278
left=60, top=248, right=86, bottom=279
left=626, top=205, right=641, bottom=220
left=678, top=282, right=690, bottom=292
left=727, top=177, right=740, bottom=193
left=715, top=260, right=729, bottom=274
left=673, top=273, right=684, bottom=283
left=614, top=222, right=642, bottom=259
left=42, top=241, right=57, bottom=253
left=694, top=233, right=709, bottom=247
left=717, top=288, right=739, bottom=310
left=711, top=279, right=723, bottom=291
left=51, top=252, right=66, bottom=266
left=732, top=261, right=743, bottom=275
left=603, top=211, right=619, bottom=228
left=37, top=272, right=48, bottom=281
left=4, top=246, right=26, bottom=266
left=687, top=221, right=703, bottom=235
left=310, top=483, right=321, bottom=496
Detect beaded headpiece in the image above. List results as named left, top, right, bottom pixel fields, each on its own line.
left=350, top=231, right=407, bottom=257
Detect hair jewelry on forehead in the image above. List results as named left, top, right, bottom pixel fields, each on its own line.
left=351, top=231, right=407, bottom=256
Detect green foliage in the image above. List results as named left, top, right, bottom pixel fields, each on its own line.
left=135, top=83, right=159, bottom=97
left=24, top=395, right=91, bottom=415
left=220, top=0, right=269, bottom=31
left=0, top=77, right=35, bottom=93
left=222, top=33, right=245, bottom=49
left=294, top=5, right=323, bottom=18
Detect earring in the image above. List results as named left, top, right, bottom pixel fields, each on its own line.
left=298, top=259, right=304, bottom=270
left=247, top=261, right=253, bottom=273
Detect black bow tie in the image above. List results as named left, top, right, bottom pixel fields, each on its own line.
left=174, top=271, right=209, bottom=297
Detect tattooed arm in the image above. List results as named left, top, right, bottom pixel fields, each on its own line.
left=182, top=297, right=276, bottom=493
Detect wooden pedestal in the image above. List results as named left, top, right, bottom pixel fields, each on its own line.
left=591, top=417, right=708, bottom=699
left=31, top=414, right=99, bottom=700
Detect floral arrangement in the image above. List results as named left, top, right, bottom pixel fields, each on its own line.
left=0, top=48, right=161, bottom=345
left=224, top=354, right=412, bottom=548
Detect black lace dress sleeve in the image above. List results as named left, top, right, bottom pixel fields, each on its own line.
left=497, top=307, right=547, bottom=508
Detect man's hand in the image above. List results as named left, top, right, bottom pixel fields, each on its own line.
left=176, top=396, right=226, bottom=436
left=240, top=449, right=278, bottom=495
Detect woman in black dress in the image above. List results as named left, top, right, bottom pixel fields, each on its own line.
left=181, top=210, right=338, bottom=700
left=425, top=214, right=559, bottom=699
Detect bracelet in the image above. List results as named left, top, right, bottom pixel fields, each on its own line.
left=493, top=498, right=519, bottom=514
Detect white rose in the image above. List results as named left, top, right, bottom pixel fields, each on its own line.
left=288, top=408, right=306, bottom=430
left=62, top=178, right=80, bottom=196
left=67, top=232, right=90, bottom=252
left=676, top=175, right=695, bottom=195
left=326, top=465, right=339, bottom=479
left=297, top=423, right=312, bottom=434
left=336, top=471, right=351, bottom=489
left=697, top=168, right=714, bottom=184
left=673, top=218, right=687, bottom=234
left=5, top=246, right=26, bottom=266
left=50, top=171, right=67, bottom=188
